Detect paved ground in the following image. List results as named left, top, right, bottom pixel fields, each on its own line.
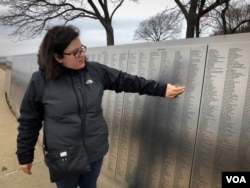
left=0, top=69, right=112, bottom=188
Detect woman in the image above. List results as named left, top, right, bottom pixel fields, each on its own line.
left=16, top=25, right=185, bottom=188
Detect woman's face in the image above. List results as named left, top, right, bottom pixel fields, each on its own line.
left=55, top=37, right=86, bottom=70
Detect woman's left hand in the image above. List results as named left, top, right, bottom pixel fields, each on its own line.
left=165, top=83, right=185, bottom=98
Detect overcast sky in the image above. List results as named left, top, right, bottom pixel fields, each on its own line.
left=0, top=0, right=176, bottom=57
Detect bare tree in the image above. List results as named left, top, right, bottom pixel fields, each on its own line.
left=174, top=0, right=231, bottom=38
left=208, top=1, right=250, bottom=35
left=0, top=0, right=138, bottom=46
left=133, top=10, right=182, bottom=42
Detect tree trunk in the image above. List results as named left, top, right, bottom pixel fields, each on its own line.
left=196, top=18, right=200, bottom=37
left=186, top=19, right=196, bottom=38
left=186, top=0, right=197, bottom=38
left=106, top=25, right=114, bottom=46
left=100, top=19, right=114, bottom=46
left=221, top=1, right=229, bottom=34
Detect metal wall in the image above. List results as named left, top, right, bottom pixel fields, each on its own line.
left=5, top=33, right=250, bottom=188
left=5, top=54, right=38, bottom=117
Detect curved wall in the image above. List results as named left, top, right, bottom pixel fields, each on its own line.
left=5, top=33, right=250, bottom=188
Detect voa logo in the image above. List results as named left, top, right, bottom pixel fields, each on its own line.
left=226, top=176, right=246, bottom=184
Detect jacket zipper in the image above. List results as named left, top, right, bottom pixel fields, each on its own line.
left=70, top=73, right=90, bottom=160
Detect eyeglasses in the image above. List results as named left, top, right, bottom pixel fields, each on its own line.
left=63, top=45, right=87, bottom=58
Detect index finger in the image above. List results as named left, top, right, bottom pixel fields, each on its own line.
left=174, top=85, right=185, bottom=92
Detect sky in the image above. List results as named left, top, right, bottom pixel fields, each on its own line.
left=0, top=0, right=176, bottom=57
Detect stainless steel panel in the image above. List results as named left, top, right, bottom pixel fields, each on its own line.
left=8, top=54, right=38, bottom=117
left=115, top=45, right=207, bottom=188
left=191, top=42, right=250, bottom=188
left=88, top=50, right=129, bottom=179
left=4, top=56, right=12, bottom=100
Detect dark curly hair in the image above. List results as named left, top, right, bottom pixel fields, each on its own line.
left=38, top=25, right=80, bottom=80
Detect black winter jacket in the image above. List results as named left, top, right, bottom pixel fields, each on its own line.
left=16, top=61, right=167, bottom=165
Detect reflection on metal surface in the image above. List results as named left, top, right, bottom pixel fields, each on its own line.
left=4, top=34, right=250, bottom=188
left=111, top=46, right=207, bottom=188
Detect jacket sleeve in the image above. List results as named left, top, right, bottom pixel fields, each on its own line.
left=100, top=63, right=167, bottom=97
left=16, top=71, right=44, bottom=164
